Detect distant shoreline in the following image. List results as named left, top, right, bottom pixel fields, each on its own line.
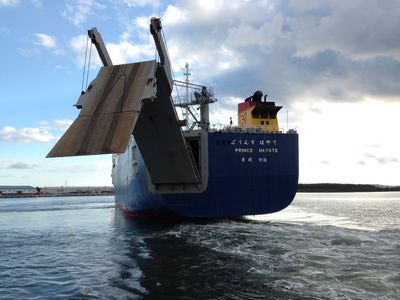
left=297, top=183, right=400, bottom=193
left=0, top=192, right=114, bottom=199
left=2, top=184, right=400, bottom=199
left=0, top=186, right=114, bottom=199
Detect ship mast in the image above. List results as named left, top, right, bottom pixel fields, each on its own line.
left=173, top=65, right=216, bottom=131
left=184, top=62, right=191, bottom=130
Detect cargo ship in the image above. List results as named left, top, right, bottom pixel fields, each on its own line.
left=47, top=18, right=298, bottom=218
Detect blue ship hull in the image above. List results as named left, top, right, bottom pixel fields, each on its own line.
left=113, top=131, right=298, bottom=218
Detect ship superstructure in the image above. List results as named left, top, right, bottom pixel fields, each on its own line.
left=48, top=18, right=299, bottom=218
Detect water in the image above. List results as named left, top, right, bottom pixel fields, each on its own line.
left=0, top=193, right=399, bottom=299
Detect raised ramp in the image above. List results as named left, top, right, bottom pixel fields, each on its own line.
left=47, top=60, right=157, bottom=157
left=134, top=67, right=200, bottom=185
left=47, top=61, right=200, bottom=187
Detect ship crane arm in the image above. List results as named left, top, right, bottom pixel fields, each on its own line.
left=75, top=28, right=113, bottom=109
left=88, top=27, right=113, bottom=67
left=150, top=17, right=173, bottom=89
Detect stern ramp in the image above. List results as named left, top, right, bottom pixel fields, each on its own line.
left=47, top=61, right=200, bottom=189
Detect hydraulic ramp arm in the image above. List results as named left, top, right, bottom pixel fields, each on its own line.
left=88, top=27, right=113, bottom=67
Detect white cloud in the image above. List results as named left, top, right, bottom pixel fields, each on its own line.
left=34, top=33, right=64, bottom=55
left=0, top=0, right=19, bottom=6
left=121, top=0, right=159, bottom=8
left=106, top=40, right=154, bottom=65
left=69, top=34, right=102, bottom=68
left=0, top=0, right=42, bottom=7
left=18, top=34, right=62, bottom=58
left=135, top=16, right=152, bottom=30
left=69, top=31, right=154, bottom=68
left=62, top=0, right=105, bottom=27
left=0, top=126, right=55, bottom=144
left=155, top=1, right=287, bottom=86
left=216, top=45, right=241, bottom=71
left=163, top=5, right=187, bottom=25
left=0, top=119, right=71, bottom=145
left=35, top=33, right=57, bottom=49
left=39, top=119, right=73, bottom=131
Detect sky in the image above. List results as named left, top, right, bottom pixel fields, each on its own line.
left=1, top=0, right=400, bottom=187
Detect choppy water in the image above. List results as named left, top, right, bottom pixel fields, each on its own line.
left=0, top=193, right=399, bottom=299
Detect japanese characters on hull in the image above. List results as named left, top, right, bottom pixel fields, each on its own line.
left=231, top=138, right=278, bottom=164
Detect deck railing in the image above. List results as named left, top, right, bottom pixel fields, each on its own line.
left=208, top=125, right=297, bottom=134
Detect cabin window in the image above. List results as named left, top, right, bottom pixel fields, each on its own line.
left=260, top=112, right=268, bottom=119
left=261, top=121, right=264, bottom=125
left=252, top=112, right=259, bottom=118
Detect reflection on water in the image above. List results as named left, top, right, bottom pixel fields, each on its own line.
left=0, top=193, right=399, bottom=299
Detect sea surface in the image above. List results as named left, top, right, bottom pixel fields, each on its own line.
left=0, top=193, right=399, bottom=299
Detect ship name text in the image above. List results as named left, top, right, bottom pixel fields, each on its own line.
left=230, top=138, right=279, bottom=164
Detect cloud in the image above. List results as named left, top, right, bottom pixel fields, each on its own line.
left=7, top=162, right=38, bottom=170
left=69, top=34, right=103, bottom=68
left=0, top=126, right=55, bottom=144
left=364, top=153, right=399, bottom=164
left=35, top=33, right=57, bottom=49
left=0, top=0, right=19, bottom=6
left=106, top=40, right=154, bottom=65
left=35, top=33, right=63, bottom=54
left=0, top=120, right=73, bottom=144
left=290, top=1, right=400, bottom=61
left=62, top=0, right=105, bottom=27
left=149, top=0, right=400, bottom=110
left=39, top=119, right=73, bottom=131
left=64, top=1, right=400, bottom=119
left=69, top=31, right=154, bottom=68
left=19, top=34, right=62, bottom=57
left=0, top=0, right=41, bottom=6
left=121, top=0, right=159, bottom=8
left=61, top=0, right=400, bottom=127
